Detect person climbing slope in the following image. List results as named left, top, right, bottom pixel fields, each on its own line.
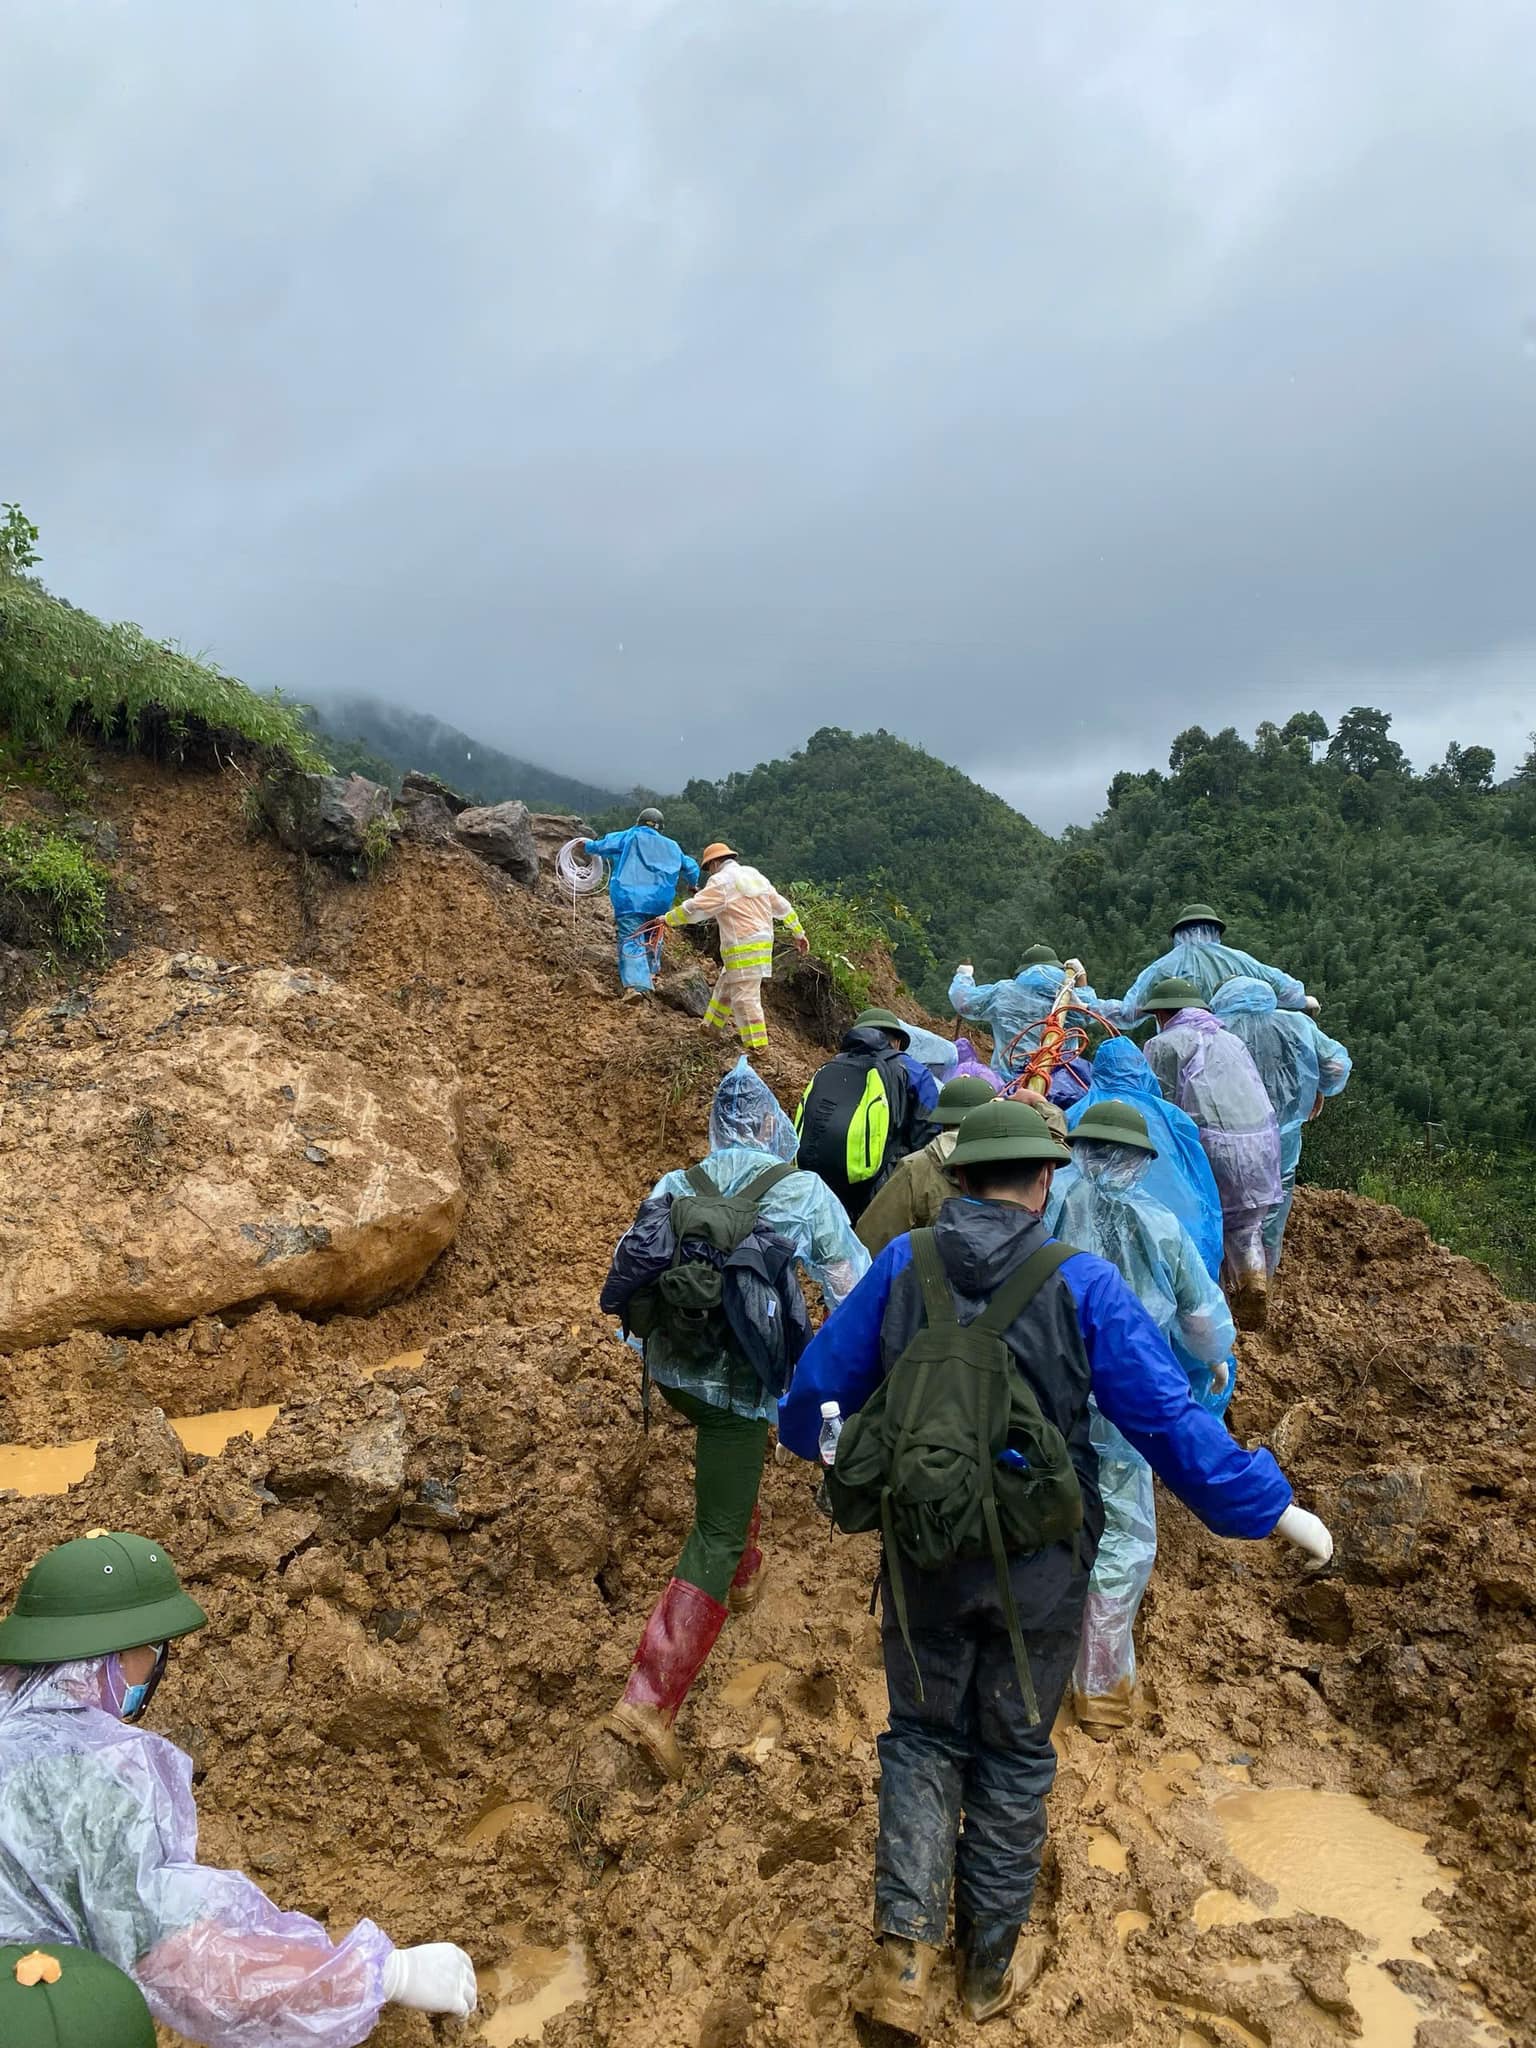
left=1, top=1943, right=157, bottom=2048
left=949, top=946, right=1103, bottom=1091
left=1054, top=1101, right=1237, bottom=1740
left=661, top=842, right=809, bottom=1052
left=1211, top=976, right=1352, bottom=1274
left=599, top=1060, right=868, bottom=1779
left=779, top=1098, right=1331, bottom=2034
left=795, top=1010, right=932, bottom=1225
left=1140, top=979, right=1284, bottom=1329
left=580, top=807, right=699, bottom=999
left=1112, top=904, right=1314, bottom=1022
left=0, top=1533, right=477, bottom=2046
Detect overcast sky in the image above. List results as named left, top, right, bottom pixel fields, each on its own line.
left=4, top=2, right=1534, bottom=831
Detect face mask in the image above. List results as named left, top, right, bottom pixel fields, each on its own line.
left=111, top=1644, right=169, bottom=1722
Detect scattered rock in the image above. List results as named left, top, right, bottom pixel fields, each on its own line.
left=266, top=1409, right=408, bottom=1538
left=1322, top=1464, right=1431, bottom=1583
left=657, top=970, right=713, bottom=1019
left=63, top=815, right=120, bottom=859
left=453, top=800, right=539, bottom=885
left=399, top=770, right=470, bottom=815
left=0, top=952, right=464, bottom=1352
left=255, top=770, right=399, bottom=862
left=372, top=1606, right=424, bottom=1643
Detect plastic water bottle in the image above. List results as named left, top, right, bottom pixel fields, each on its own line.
left=997, top=1447, right=1030, bottom=1474
left=818, top=1401, right=844, bottom=1468
left=814, top=1401, right=842, bottom=1518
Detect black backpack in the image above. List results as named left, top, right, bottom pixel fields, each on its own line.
left=616, top=1162, right=799, bottom=1408
left=825, top=1228, right=1084, bottom=1721
left=794, top=1044, right=909, bottom=1189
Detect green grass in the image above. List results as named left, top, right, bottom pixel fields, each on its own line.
left=0, top=822, right=109, bottom=956
left=1354, top=1144, right=1536, bottom=1300
left=0, top=566, right=327, bottom=770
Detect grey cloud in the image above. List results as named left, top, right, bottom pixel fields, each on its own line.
left=3, top=1, right=1534, bottom=834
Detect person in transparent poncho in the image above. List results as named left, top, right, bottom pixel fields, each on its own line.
left=1110, top=904, right=1313, bottom=1024
left=1140, top=979, right=1283, bottom=1330
left=1211, top=976, right=1352, bottom=1274
left=604, top=1059, right=869, bottom=1778
left=1055, top=1104, right=1236, bottom=1738
left=948, top=945, right=1104, bottom=1090
left=0, top=1532, right=475, bottom=2048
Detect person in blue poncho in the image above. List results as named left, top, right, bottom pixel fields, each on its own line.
left=580, top=808, right=699, bottom=998
left=601, top=1060, right=868, bottom=1780
left=1111, top=904, right=1314, bottom=1024
left=1211, top=977, right=1352, bottom=1273
left=1054, top=1101, right=1237, bottom=1740
left=948, top=945, right=1103, bottom=1092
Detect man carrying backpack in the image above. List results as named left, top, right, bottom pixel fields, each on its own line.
left=795, top=1010, right=931, bottom=1225
left=600, top=1062, right=869, bottom=1780
left=778, top=1098, right=1333, bottom=2034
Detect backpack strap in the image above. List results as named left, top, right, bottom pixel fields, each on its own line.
left=910, top=1228, right=959, bottom=1328
left=741, top=1161, right=796, bottom=1206
left=975, top=1240, right=1079, bottom=1336
left=685, top=1164, right=718, bottom=1198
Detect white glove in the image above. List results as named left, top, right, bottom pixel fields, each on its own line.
left=384, top=1945, right=478, bottom=2017
left=1302, top=994, right=1321, bottom=1015
left=1210, top=1359, right=1231, bottom=1397
left=1275, top=1504, right=1333, bottom=1565
left=1063, top=957, right=1086, bottom=983
left=957, top=962, right=974, bottom=974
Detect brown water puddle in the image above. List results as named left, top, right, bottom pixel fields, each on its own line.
left=719, top=1659, right=786, bottom=1710
left=1213, top=1785, right=1475, bottom=2047
left=478, top=1942, right=587, bottom=2045
left=465, top=1798, right=544, bottom=1849
left=0, top=1349, right=428, bottom=1496
left=1086, top=1826, right=1129, bottom=1874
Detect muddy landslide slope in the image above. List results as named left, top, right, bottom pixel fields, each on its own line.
left=0, top=755, right=1530, bottom=2048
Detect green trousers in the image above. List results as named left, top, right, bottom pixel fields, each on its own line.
left=660, top=1386, right=770, bottom=1604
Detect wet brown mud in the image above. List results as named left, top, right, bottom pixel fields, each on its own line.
left=0, top=756, right=1526, bottom=2047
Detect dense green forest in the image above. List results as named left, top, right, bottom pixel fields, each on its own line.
left=607, top=726, right=1049, bottom=987
left=306, top=693, right=622, bottom=815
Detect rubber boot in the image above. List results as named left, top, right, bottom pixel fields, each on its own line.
left=850, top=1936, right=938, bottom=2036
left=727, top=1508, right=765, bottom=1616
left=608, top=1578, right=727, bottom=1780
left=956, top=1921, right=1047, bottom=2024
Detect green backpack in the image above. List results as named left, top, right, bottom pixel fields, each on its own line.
left=825, top=1228, right=1085, bottom=1721
left=625, top=1162, right=796, bottom=1408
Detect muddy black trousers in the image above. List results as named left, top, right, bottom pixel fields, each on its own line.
left=874, top=1541, right=1091, bottom=1947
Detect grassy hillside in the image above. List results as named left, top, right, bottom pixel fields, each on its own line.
left=308, top=693, right=622, bottom=814
left=616, top=726, right=1048, bottom=989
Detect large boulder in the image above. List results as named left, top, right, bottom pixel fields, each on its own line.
left=256, top=770, right=398, bottom=860
left=397, top=771, right=469, bottom=846
left=454, top=799, right=539, bottom=884
left=0, top=953, right=464, bottom=1353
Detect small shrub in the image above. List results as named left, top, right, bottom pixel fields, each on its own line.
left=361, top=811, right=396, bottom=876
left=0, top=823, right=109, bottom=956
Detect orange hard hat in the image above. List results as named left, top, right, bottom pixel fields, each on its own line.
left=700, top=842, right=737, bottom=865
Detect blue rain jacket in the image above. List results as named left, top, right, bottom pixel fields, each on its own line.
left=1112, top=922, right=1306, bottom=1022
left=780, top=1220, right=1290, bottom=1538
left=949, top=964, right=1104, bottom=1081
left=584, top=825, right=699, bottom=919
left=1211, top=978, right=1352, bottom=1177
left=1047, top=1037, right=1224, bottom=1281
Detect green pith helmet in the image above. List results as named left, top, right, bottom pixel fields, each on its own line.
left=933, top=1075, right=996, bottom=1126
left=1017, top=944, right=1062, bottom=968
left=1171, top=902, right=1225, bottom=935
left=1070, top=1099, right=1159, bottom=1156
left=636, top=807, right=664, bottom=828
left=0, top=1532, right=207, bottom=1668
left=852, top=1007, right=912, bottom=1050
left=1140, top=977, right=1209, bottom=1014
left=948, top=1099, right=1072, bottom=1170
left=0, top=1945, right=156, bottom=2048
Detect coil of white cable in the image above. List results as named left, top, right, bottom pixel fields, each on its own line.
left=556, top=838, right=607, bottom=897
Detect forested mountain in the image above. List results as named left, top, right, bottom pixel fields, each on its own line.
left=306, top=694, right=622, bottom=815
left=967, top=709, right=1536, bottom=1287
left=609, top=726, right=1048, bottom=984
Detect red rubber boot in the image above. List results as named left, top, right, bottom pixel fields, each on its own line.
left=608, top=1578, right=728, bottom=1779
left=728, top=1507, right=765, bottom=1616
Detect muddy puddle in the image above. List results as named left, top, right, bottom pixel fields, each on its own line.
left=1212, top=1785, right=1496, bottom=2048
left=0, top=1352, right=426, bottom=1497
left=477, top=1942, right=587, bottom=2045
